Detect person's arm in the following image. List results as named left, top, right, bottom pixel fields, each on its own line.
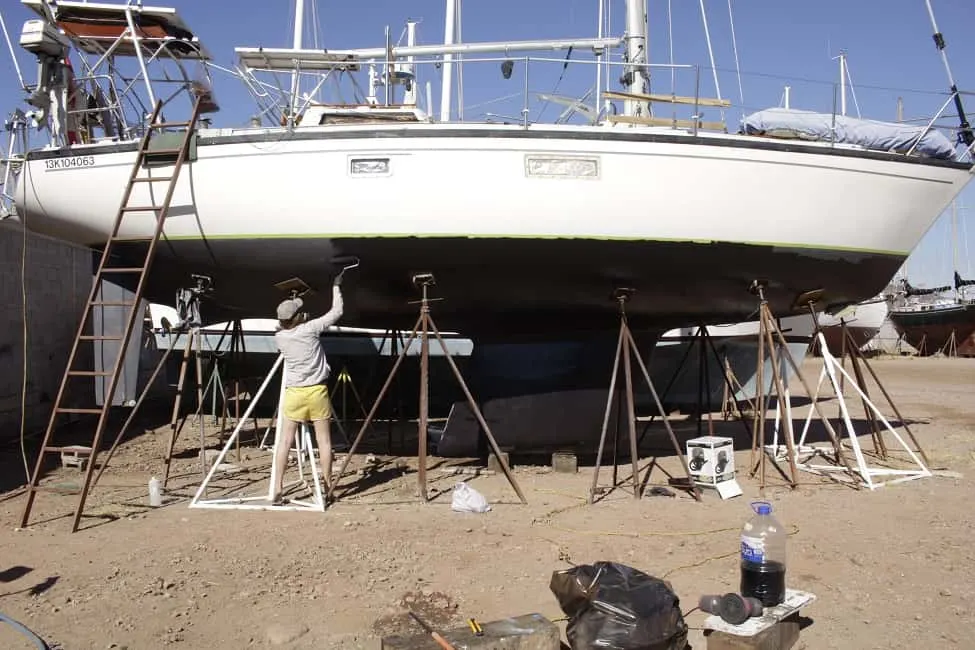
left=303, top=285, right=343, bottom=336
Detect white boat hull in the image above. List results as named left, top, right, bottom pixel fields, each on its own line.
left=11, top=123, right=973, bottom=338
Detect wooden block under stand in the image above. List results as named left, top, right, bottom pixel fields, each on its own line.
left=381, top=613, right=560, bottom=650
left=552, top=451, right=578, bottom=474
left=703, top=589, right=816, bottom=650
left=487, top=451, right=511, bottom=474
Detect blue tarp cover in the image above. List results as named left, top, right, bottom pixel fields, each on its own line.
left=741, top=107, right=957, bottom=160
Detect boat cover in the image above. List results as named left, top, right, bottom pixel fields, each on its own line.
left=741, top=107, right=957, bottom=160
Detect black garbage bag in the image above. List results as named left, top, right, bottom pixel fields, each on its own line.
left=550, top=561, right=688, bottom=650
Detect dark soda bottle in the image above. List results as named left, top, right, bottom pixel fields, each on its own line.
left=739, top=501, right=786, bottom=607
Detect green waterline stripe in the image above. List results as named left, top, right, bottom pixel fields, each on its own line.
left=158, top=232, right=907, bottom=257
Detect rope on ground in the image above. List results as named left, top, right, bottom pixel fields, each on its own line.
left=530, top=484, right=802, bottom=581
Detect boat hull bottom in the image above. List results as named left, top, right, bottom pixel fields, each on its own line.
left=889, top=304, right=975, bottom=356
left=102, top=236, right=905, bottom=340
left=812, top=324, right=881, bottom=356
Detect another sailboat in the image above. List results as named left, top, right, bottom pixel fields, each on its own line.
left=3, top=0, right=975, bottom=341
left=886, top=202, right=975, bottom=355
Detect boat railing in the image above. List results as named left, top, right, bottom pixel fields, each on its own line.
left=245, top=52, right=973, bottom=163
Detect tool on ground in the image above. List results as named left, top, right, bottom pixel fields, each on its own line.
left=408, top=611, right=456, bottom=650
left=698, top=593, right=764, bottom=625
left=467, top=617, right=484, bottom=636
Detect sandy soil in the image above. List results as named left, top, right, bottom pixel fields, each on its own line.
left=0, top=355, right=972, bottom=649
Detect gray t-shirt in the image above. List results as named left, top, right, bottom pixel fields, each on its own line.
left=274, top=286, right=343, bottom=387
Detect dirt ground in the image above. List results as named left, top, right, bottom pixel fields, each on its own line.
left=0, top=355, right=972, bottom=649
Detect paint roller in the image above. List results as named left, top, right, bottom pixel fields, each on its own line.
left=330, top=255, right=360, bottom=285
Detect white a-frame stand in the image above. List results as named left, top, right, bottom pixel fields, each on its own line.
left=768, top=331, right=931, bottom=490
left=189, top=355, right=327, bottom=512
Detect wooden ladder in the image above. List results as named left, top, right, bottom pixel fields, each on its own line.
left=19, top=97, right=204, bottom=533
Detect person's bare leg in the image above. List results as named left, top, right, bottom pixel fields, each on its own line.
left=311, top=419, right=333, bottom=492
left=272, top=419, right=300, bottom=500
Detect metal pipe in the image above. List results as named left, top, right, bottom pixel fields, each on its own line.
left=238, top=36, right=623, bottom=63
left=596, top=0, right=604, bottom=119
left=840, top=52, right=847, bottom=117
left=906, top=91, right=956, bottom=157
left=403, top=20, right=418, bottom=105
left=123, top=5, right=156, bottom=107
left=924, top=0, right=972, bottom=146
left=290, top=0, right=305, bottom=124
left=0, top=10, right=27, bottom=91
left=440, top=0, right=457, bottom=122
left=623, top=0, right=650, bottom=116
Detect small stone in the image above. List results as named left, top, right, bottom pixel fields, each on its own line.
left=940, top=589, right=952, bottom=597
left=266, top=623, right=310, bottom=646
left=915, top=614, right=923, bottom=621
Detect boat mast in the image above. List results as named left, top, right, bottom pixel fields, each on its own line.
left=403, top=20, right=418, bottom=106
left=838, top=51, right=847, bottom=116
left=289, top=0, right=305, bottom=125
left=623, top=0, right=650, bottom=116
left=440, top=0, right=458, bottom=122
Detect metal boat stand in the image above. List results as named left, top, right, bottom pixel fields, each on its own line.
left=161, top=275, right=216, bottom=488
left=588, top=288, right=701, bottom=504
left=328, top=272, right=527, bottom=505
left=634, top=324, right=754, bottom=451
left=74, top=274, right=220, bottom=502
left=747, top=283, right=855, bottom=491
left=777, top=298, right=932, bottom=488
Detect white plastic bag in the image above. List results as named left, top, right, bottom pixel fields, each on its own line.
left=450, top=482, right=491, bottom=513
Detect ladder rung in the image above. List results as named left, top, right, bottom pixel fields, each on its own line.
left=90, top=301, right=136, bottom=306
left=110, top=236, right=154, bottom=243
left=56, top=408, right=104, bottom=414
left=67, top=370, right=112, bottom=376
left=144, top=148, right=184, bottom=156
left=120, top=206, right=163, bottom=212
left=99, top=267, right=146, bottom=273
left=150, top=121, right=191, bottom=129
left=79, top=335, right=123, bottom=341
left=131, top=176, right=175, bottom=183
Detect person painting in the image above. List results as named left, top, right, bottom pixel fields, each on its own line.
left=270, top=271, right=346, bottom=504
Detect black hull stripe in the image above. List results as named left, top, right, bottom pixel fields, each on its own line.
left=24, top=126, right=973, bottom=170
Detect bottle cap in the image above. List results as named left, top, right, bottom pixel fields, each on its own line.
left=752, top=501, right=772, bottom=515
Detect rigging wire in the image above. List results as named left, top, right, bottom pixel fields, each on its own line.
left=726, top=0, right=744, bottom=105
left=844, top=55, right=863, bottom=118
left=667, top=0, right=675, bottom=96
left=456, top=0, right=464, bottom=121
left=697, top=0, right=725, bottom=122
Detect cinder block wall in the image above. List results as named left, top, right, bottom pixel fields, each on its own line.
left=0, top=222, right=94, bottom=440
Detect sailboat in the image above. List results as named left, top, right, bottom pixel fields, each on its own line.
left=2, top=0, right=975, bottom=342
left=886, top=201, right=975, bottom=355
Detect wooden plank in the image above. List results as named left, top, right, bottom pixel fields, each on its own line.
left=605, top=114, right=726, bottom=131
left=603, top=89, right=731, bottom=108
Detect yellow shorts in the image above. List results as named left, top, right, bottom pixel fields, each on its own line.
left=282, top=384, right=332, bottom=422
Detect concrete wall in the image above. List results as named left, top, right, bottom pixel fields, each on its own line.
left=0, top=221, right=94, bottom=440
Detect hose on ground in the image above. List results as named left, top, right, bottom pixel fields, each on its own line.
left=0, top=610, right=49, bottom=649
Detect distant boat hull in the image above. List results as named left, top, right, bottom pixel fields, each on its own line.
left=12, top=123, right=972, bottom=338
left=888, top=302, right=975, bottom=355
left=812, top=298, right=889, bottom=355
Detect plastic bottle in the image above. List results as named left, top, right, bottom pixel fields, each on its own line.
left=148, top=476, right=162, bottom=507
left=739, top=501, right=786, bottom=607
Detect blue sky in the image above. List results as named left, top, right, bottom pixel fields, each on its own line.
left=1, top=0, right=974, bottom=286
